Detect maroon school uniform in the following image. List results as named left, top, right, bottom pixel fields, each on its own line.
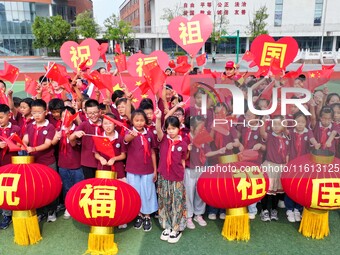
left=58, top=125, right=81, bottom=169
left=94, top=131, right=126, bottom=179
left=78, top=110, right=88, bottom=122
left=221, top=126, right=238, bottom=155
left=240, top=126, right=263, bottom=164
left=26, top=120, right=56, bottom=165
left=16, top=114, right=34, bottom=138
left=313, top=122, right=336, bottom=153
left=110, top=105, right=120, bottom=119
left=179, top=124, right=190, bottom=140
left=116, top=116, right=131, bottom=137
left=189, top=142, right=211, bottom=169
left=47, top=114, right=62, bottom=130
left=75, top=120, right=103, bottom=168
left=158, top=135, right=188, bottom=182
left=334, top=122, right=340, bottom=158
left=185, top=105, right=202, bottom=119
left=265, top=131, right=289, bottom=164
left=289, top=128, right=315, bottom=160
left=0, top=123, right=21, bottom=166
left=123, top=127, right=156, bottom=175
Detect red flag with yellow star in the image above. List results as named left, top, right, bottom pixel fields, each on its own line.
left=196, top=53, right=206, bottom=66
left=99, top=43, right=109, bottom=63
left=45, top=62, right=69, bottom=85
left=114, top=54, right=127, bottom=72
left=0, top=61, right=19, bottom=84
left=242, top=50, right=255, bottom=62
left=115, top=44, right=122, bottom=55
left=142, top=61, right=166, bottom=96
left=24, top=75, right=38, bottom=96
left=306, top=69, right=333, bottom=91
left=92, top=136, right=115, bottom=158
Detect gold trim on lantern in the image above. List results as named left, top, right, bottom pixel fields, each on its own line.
left=13, top=209, right=37, bottom=218
left=90, top=226, right=113, bottom=235
left=311, top=149, right=334, bottom=164
left=12, top=156, right=34, bottom=164
left=226, top=207, right=248, bottom=216
left=95, top=170, right=116, bottom=179
left=219, top=154, right=239, bottom=164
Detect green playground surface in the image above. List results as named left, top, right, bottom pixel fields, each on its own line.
left=0, top=209, right=339, bottom=255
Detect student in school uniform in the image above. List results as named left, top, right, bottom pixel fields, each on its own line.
left=69, top=99, right=103, bottom=179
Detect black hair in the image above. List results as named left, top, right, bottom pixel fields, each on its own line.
left=31, top=99, right=47, bottom=111
left=39, top=75, right=48, bottom=83
left=111, top=90, right=125, bottom=103
left=131, top=109, right=148, bottom=123
left=99, top=103, right=106, bottom=110
left=139, top=98, right=154, bottom=109
left=85, top=99, right=99, bottom=110
left=61, top=106, right=76, bottom=115
left=13, top=97, right=21, bottom=108
left=0, top=80, right=7, bottom=90
left=116, top=97, right=127, bottom=107
left=325, top=93, right=340, bottom=105
left=194, top=87, right=205, bottom=98
left=97, top=67, right=106, bottom=73
left=190, top=115, right=205, bottom=131
left=20, top=98, right=34, bottom=108
left=171, top=94, right=183, bottom=103
left=214, top=102, right=230, bottom=114
left=174, top=107, right=185, bottom=115
left=165, top=84, right=173, bottom=90
left=331, top=103, right=340, bottom=110
left=164, top=116, right=180, bottom=129
left=104, top=112, right=117, bottom=119
left=0, top=104, right=10, bottom=114
left=48, top=98, right=64, bottom=111
left=293, top=111, right=308, bottom=121
left=320, top=106, right=334, bottom=118
left=139, top=102, right=154, bottom=111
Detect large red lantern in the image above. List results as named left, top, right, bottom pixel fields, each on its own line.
left=197, top=154, right=269, bottom=241
left=282, top=150, right=340, bottom=239
left=0, top=156, right=62, bottom=245
left=65, top=170, right=141, bottom=255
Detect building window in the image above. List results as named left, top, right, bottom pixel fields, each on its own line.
left=274, top=0, right=283, bottom=27
left=314, top=0, right=323, bottom=26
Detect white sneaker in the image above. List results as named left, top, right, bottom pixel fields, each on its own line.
left=260, top=210, right=271, bottom=222
left=63, top=209, right=71, bottom=220
left=248, top=213, right=256, bottom=220
left=47, top=211, right=57, bottom=222
left=278, top=200, right=285, bottom=208
left=286, top=210, right=295, bottom=222
left=219, top=213, right=226, bottom=220
left=294, top=209, right=301, bottom=222
left=186, top=218, right=196, bottom=229
left=270, top=209, right=279, bottom=221
left=168, top=230, right=182, bottom=243
left=118, top=224, right=127, bottom=229
left=208, top=213, right=216, bottom=220
left=160, top=228, right=171, bottom=241
left=194, top=215, right=207, bottom=227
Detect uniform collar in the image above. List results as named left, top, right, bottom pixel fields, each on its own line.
left=33, top=119, right=49, bottom=127
left=133, top=127, right=147, bottom=135
left=0, top=122, right=12, bottom=129
left=167, top=134, right=182, bottom=142
left=104, top=130, right=119, bottom=141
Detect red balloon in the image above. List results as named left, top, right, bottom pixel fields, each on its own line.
left=0, top=161, right=62, bottom=210
left=281, top=153, right=340, bottom=210
left=168, top=60, right=176, bottom=68
left=197, top=162, right=268, bottom=209
left=65, top=178, right=141, bottom=227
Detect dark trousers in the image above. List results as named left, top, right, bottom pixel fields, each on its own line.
left=82, top=166, right=97, bottom=179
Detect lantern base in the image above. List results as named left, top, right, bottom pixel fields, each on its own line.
left=86, top=226, right=118, bottom=255
left=299, top=208, right=329, bottom=239
left=12, top=210, right=42, bottom=246
left=221, top=207, right=250, bottom=241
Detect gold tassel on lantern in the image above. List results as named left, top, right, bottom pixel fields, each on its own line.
left=299, top=208, right=329, bottom=239
left=12, top=210, right=42, bottom=245
left=11, top=156, right=42, bottom=246
left=222, top=207, right=250, bottom=241
left=85, top=170, right=118, bottom=255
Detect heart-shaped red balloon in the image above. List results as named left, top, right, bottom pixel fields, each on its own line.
left=127, top=50, right=169, bottom=77
left=250, top=35, right=298, bottom=69
left=168, top=14, right=213, bottom=57
left=60, top=38, right=100, bottom=72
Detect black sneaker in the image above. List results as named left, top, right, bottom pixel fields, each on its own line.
left=168, top=230, right=182, bottom=243
left=38, top=213, right=46, bottom=223
left=134, top=215, right=144, bottom=229
left=143, top=217, right=152, bottom=232
left=0, top=216, right=12, bottom=229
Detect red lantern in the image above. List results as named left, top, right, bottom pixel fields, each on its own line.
left=0, top=156, right=62, bottom=245
left=281, top=150, right=340, bottom=239
left=65, top=170, right=141, bottom=255
left=197, top=155, right=269, bottom=241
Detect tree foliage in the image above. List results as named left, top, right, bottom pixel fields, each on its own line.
left=160, top=4, right=184, bottom=22
left=75, top=10, right=100, bottom=39
left=247, top=5, right=269, bottom=41
left=103, top=14, right=133, bottom=46
left=32, top=15, right=77, bottom=52
left=211, top=8, right=229, bottom=52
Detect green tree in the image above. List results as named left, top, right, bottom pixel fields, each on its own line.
left=210, top=1, right=229, bottom=53
left=32, top=15, right=77, bottom=53
left=160, top=4, right=184, bottom=22
left=247, top=6, right=269, bottom=41
left=103, top=14, right=133, bottom=52
left=75, top=10, right=100, bottom=39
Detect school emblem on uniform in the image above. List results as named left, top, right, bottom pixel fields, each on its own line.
left=177, top=146, right=182, bottom=152
left=153, top=130, right=157, bottom=135
left=116, top=143, right=121, bottom=148
left=148, top=138, right=151, bottom=142
left=286, top=141, right=289, bottom=145
left=304, top=136, right=308, bottom=141
left=327, top=131, right=331, bottom=136
left=42, top=130, right=48, bottom=135
left=254, top=135, right=258, bottom=140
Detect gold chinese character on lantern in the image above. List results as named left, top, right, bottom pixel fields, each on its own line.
left=0, top=173, right=20, bottom=206
left=311, top=179, right=340, bottom=209
left=79, top=184, right=118, bottom=218
left=70, top=45, right=93, bottom=70
left=136, top=56, right=158, bottom=77
left=260, top=42, right=287, bottom=68
left=234, top=169, right=266, bottom=200
left=179, top=21, right=204, bottom=46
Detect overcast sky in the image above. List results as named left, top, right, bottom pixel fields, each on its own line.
left=93, top=0, right=124, bottom=27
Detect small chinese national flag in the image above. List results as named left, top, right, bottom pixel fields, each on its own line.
left=0, top=135, right=21, bottom=151
left=62, top=110, right=79, bottom=129
left=24, top=75, right=38, bottom=97
left=99, top=43, right=109, bottom=63
left=9, top=133, right=27, bottom=150
left=115, top=44, right=122, bottom=55
left=114, top=54, right=127, bottom=72
left=192, top=125, right=213, bottom=147
left=260, top=80, right=275, bottom=101
left=78, top=59, right=89, bottom=70
left=0, top=61, right=19, bottom=84
left=242, top=51, right=255, bottom=62
left=92, top=136, right=115, bottom=158
left=138, top=81, right=150, bottom=95
left=196, top=53, right=206, bottom=66
left=107, top=61, right=112, bottom=72
left=142, top=61, right=166, bottom=96
left=306, top=69, right=333, bottom=91
left=177, top=56, right=188, bottom=65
